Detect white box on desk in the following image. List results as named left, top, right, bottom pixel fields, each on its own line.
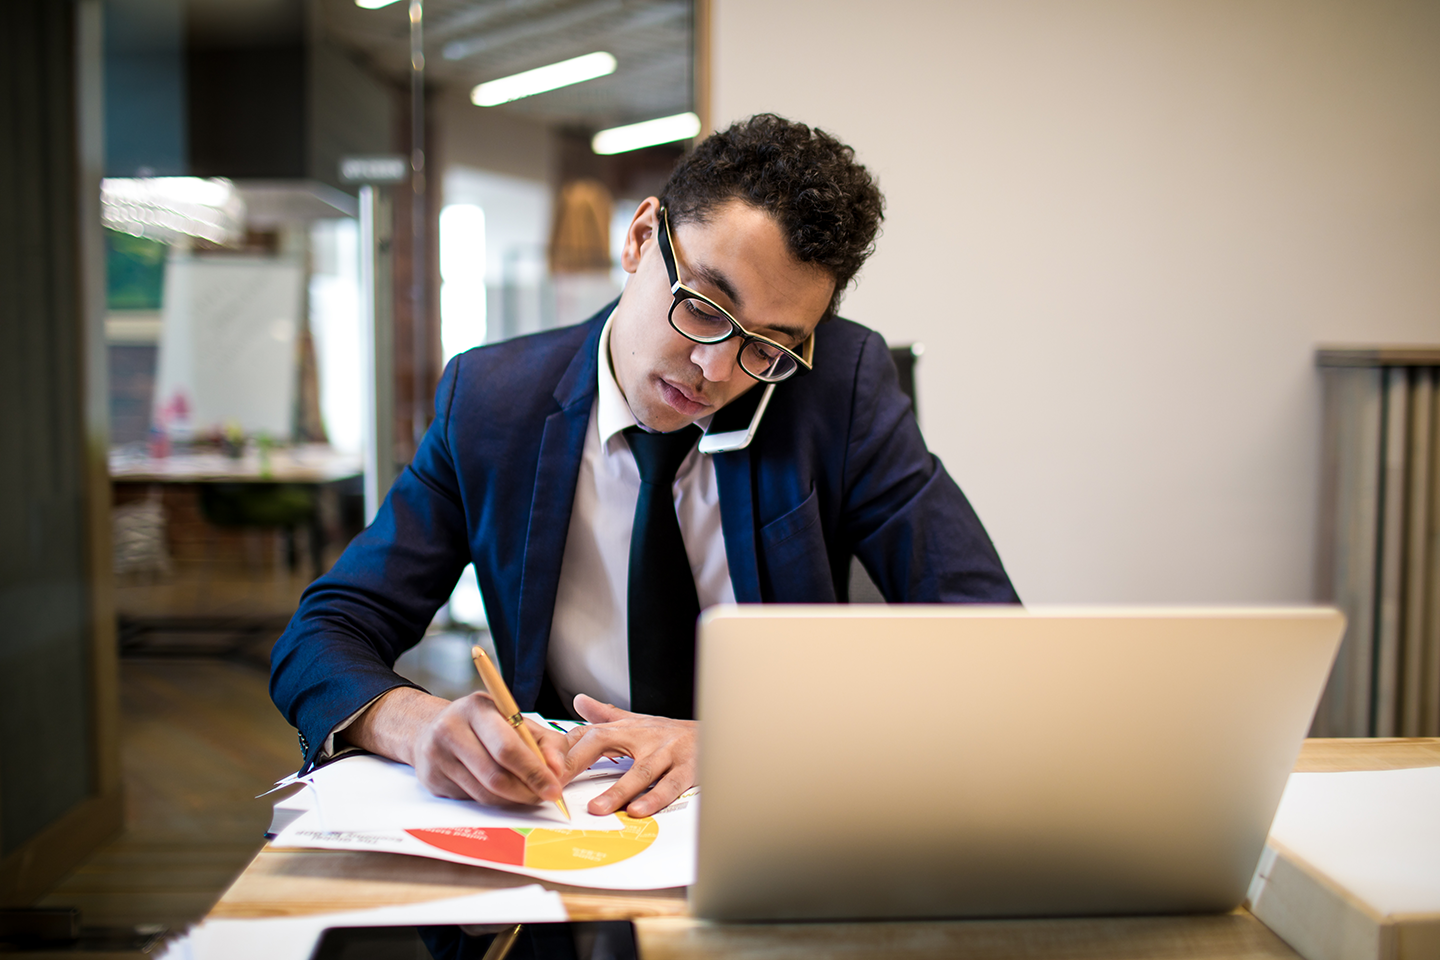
left=1246, top=767, right=1440, bottom=960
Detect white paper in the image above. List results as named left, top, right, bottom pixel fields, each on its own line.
left=1266, top=766, right=1440, bottom=915
left=309, top=755, right=629, bottom=833
left=157, top=884, right=567, bottom=960
left=274, top=790, right=697, bottom=891
left=275, top=753, right=698, bottom=890
left=265, top=784, right=314, bottom=837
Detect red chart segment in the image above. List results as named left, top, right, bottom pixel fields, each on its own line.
left=406, top=815, right=659, bottom=871
left=407, top=827, right=526, bottom=865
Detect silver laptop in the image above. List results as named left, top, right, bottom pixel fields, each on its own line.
left=691, top=605, right=1342, bottom=921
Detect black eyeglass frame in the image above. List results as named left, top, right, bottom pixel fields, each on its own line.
left=656, top=205, right=815, bottom=383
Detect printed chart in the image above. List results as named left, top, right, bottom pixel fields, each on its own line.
left=270, top=750, right=697, bottom=890
left=408, top=813, right=660, bottom=871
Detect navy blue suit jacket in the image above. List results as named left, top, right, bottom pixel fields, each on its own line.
left=271, top=308, right=1017, bottom=770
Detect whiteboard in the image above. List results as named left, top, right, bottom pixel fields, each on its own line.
left=153, top=256, right=303, bottom=440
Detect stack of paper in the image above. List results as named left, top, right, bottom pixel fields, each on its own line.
left=1247, top=767, right=1440, bottom=960
left=271, top=748, right=698, bottom=890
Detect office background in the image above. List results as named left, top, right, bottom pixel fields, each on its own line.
left=2, top=0, right=1439, bottom=935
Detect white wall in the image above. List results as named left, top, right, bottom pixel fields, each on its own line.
left=713, top=0, right=1440, bottom=603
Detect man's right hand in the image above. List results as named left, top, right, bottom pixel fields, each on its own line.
left=342, top=686, right=568, bottom=807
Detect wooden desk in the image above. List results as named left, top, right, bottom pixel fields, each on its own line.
left=211, top=739, right=1440, bottom=959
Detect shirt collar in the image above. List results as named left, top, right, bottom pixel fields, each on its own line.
left=596, top=309, right=712, bottom=450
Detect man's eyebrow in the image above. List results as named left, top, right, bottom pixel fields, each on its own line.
left=753, top=320, right=810, bottom=343
left=688, top=262, right=742, bottom=310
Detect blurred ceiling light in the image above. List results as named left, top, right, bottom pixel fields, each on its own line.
left=591, top=112, right=701, bottom=155
left=355, top=0, right=403, bottom=8
left=470, top=52, right=616, bottom=107
left=101, top=177, right=245, bottom=245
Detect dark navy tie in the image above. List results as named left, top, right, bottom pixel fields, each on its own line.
left=624, top=425, right=702, bottom=719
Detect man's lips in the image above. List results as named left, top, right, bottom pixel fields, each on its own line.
left=658, top=378, right=708, bottom=416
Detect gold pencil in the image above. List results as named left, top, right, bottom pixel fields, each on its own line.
left=470, top=646, right=570, bottom=820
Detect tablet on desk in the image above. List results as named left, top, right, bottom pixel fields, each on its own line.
left=310, top=921, right=636, bottom=960
left=691, top=605, right=1343, bottom=922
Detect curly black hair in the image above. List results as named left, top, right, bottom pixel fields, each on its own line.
left=660, top=114, right=884, bottom=318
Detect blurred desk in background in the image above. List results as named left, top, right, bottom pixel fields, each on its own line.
left=109, top=442, right=362, bottom=485
left=109, top=444, right=362, bottom=658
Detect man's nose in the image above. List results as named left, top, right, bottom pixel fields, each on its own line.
left=691, top=339, right=742, bottom=382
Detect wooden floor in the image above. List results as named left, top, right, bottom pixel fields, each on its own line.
left=37, top=658, right=300, bottom=931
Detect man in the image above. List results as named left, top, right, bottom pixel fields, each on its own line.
left=270, top=114, right=1018, bottom=823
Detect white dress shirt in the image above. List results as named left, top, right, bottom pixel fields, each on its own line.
left=546, top=312, right=735, bottom=712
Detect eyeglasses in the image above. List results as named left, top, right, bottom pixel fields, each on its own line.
left=657, top=205, right=814, bottom=383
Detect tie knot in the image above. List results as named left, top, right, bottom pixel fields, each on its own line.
left=625, top=425, right=700, bottom=486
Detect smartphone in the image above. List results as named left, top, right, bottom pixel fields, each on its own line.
left=309, top=920, right=637, bottom=960
left=698, top=382, right=774, bottom=454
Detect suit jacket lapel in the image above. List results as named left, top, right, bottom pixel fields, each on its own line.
left=714, top=448, right=761, bottom=602
left=511, top=317, right=603, bottom=707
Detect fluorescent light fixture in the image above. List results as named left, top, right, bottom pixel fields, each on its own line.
left=101, top=177, right=245, bottom=245
left=591, top=112, right=701, bottom=155
left=355, top=0, right=403, bottom=8
left=471, top=52, right=616, bottom=107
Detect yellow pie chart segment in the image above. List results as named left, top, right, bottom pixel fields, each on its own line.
left=522, top=813, right=659, bottom=870
left=406, top=813, right=660, bottom=871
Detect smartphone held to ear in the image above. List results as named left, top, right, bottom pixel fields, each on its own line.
left=699, top=382, right=774, bottom=454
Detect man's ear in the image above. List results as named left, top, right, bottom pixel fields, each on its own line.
left=619, top=197, right=661, bottom=274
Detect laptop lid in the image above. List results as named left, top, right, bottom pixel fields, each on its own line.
left=691, top=605, right=1343, bottom=921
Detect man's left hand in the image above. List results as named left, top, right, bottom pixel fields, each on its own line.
left=562, top=694, right=697, bottom=818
